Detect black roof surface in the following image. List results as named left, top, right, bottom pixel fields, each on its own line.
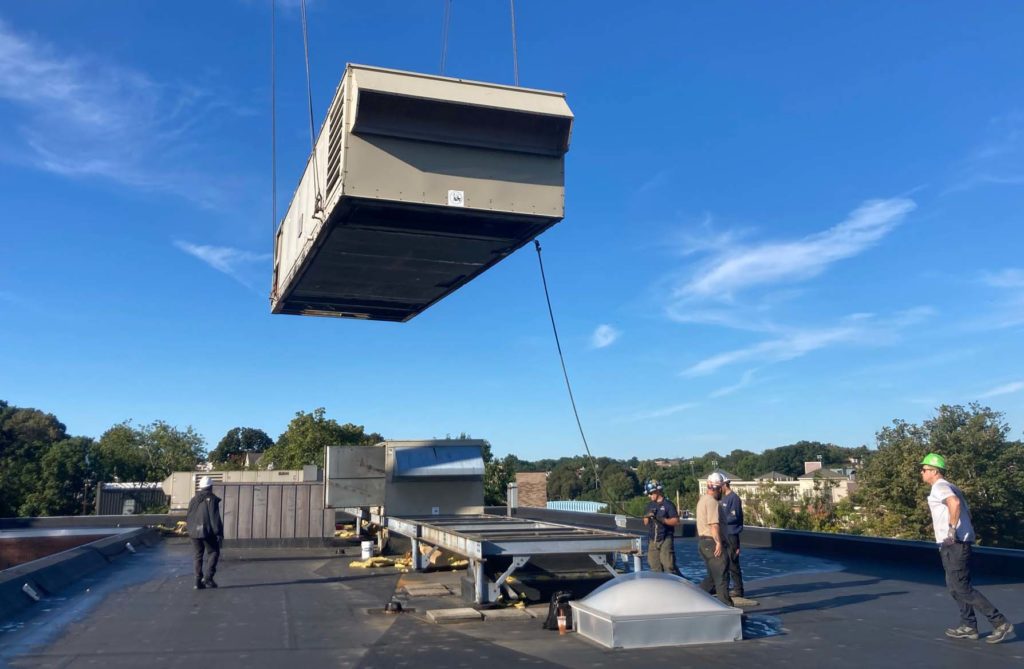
left=2, top=537, right=1021, bottom=668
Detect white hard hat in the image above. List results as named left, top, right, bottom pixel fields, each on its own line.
left=706, top=472, right=725, bottom=488
left=199, top=476, right=213, bottom=489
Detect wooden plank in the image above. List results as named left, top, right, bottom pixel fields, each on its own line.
left=252, top=485, right=268, bottom=539
left=282, top=485, right=297, bottom=538
left=308, top=484, right=323, bottom=538
left=238, top=485, right=254, bottom=540
left=222, top=485, right=239, bottom=540
left=295, top=484, right=310, bottom=537
left=267, top=485, right=283, bottom=539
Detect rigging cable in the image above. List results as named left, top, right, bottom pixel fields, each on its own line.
left=299, top=0, right=324, bottom=218
left=440, top=0, right=452, bottom=76
left=270, top=0, right=277, bottom=249
left=509, top=0, right=520, bottom=86
left=533, top=240, right=604, bottom=499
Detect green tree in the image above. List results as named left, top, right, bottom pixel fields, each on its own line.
left=94, top=420, right=206, bottom=483
left=0, top=402, right=71, bottom=516
left=855, top=403, right=1024, bottom=547
left=209, top=427, right=274, bottom=466
left=264, top=408, right=382, bottom=469
left=22, top=437, right=97, bottom=516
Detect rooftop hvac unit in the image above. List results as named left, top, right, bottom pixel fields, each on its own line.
left=271, top=64, right=574, bottom=322
left=324, top=439, right=485, bottom=516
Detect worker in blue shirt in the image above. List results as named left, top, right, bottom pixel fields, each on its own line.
left=719, top=474, right=745, bottom=598
left=642, top=480, right=680, bottom=573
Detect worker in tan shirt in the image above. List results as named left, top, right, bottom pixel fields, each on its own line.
left=697, top=472, right=732, bottom=606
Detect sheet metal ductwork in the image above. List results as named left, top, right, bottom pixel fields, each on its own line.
left=271, top=64, right=574, bottom=322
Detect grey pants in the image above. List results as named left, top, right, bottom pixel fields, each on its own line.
left=647, top=537, right=677, bottom=573
left=698, top=537, right=733, bottom=606
left=940, top=542, right=1006, bottom=629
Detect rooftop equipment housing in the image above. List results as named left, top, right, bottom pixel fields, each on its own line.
left=271, top=64, right=574, bottom=322
left=324, top=439, right=485, bottom=517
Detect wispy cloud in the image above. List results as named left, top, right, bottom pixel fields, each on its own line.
left=979, top=381, right=1024, bottom=399
left=0, top=19, right=242, bottom=208
left=175, top=241, right=270, bottom=289
left=624, top=402, right=699, bottom=422
left=710, top=369, right=758, bottom=398
left=947, top=112, right=1024, bottom=193
left=982, top=268, right=1024, bottom=289
left=672, top=198, right=916, bottom=303
left=683, top=308, right=935, bottom=377
left=590, top=324, right=621, bottom=349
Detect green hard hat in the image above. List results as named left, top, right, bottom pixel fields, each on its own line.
left=920, top=453, right=946, bottom=469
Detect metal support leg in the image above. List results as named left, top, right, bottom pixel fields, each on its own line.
left=472, top=559, right=486, bottom=605
left=411, top=538, right=424, bottom=571
left=632, top=554, right=643, bottom=573
left=588, top=553, right=619, bottom=578
left=494, top=556, right=530, bottom=590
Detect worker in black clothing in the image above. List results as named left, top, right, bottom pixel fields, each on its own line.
left=719, top=475, right=745, bottom=598
left=642, top=480, right=680, bottom=573
left=186, top=476, right=224, bottom=589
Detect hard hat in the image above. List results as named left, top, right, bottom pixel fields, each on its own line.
left=644, top=480, right=663, bottom=495
left=920, top=453, right=946, bottom=469
left=706, top=472, right=725, bottom=488
left=199, top=476, right=213, bottom=489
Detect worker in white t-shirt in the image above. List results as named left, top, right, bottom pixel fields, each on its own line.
left=920, top=453, right=1013, bottom=644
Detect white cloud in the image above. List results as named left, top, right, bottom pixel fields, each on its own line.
left=625, top=403, right=699, bottom=422
left=710, top=369, right=757, bottom=398
left=673, top=198, right=916, bottom=302
left=0, top=19, right=239, bottom=207
left=590, top=324, right=621, bottom=349
left=682, top=308, right=934, bottom=377
left=979, top=381, right=1024, bottom=399
left=982, top=269, right=1024, bottom=289
left=175, top=241, right=270, bottom=288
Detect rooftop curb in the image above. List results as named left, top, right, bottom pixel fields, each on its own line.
left=0, top=526, right=162, bottom=621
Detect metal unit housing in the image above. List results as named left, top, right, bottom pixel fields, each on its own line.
left=271, top=64, right=574, bottom=322
left=325, top=440, right=486, bottom=517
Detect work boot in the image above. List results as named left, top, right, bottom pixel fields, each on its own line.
left=203, top=577, right=218, bottom=589
left=194, top=579, right=206, bottom=590
left=985, top=622, right=1014, bottom=644
left=945, top=625, right=979, bottom=640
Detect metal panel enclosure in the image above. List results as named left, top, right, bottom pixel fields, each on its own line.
left=325, top=446, right=386, bottom=508
left=271, top=64, right=574, bottom=322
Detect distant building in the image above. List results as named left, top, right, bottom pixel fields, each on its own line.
left=718, top=467, right=857, bottom=506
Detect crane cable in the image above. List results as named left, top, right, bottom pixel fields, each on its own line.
left=509, top=0, right=520, bottom=86
left=299, top=0, right=324, bottom=220
left=270, top=0, right=277, bottom=252
left=440, top=0, right=452, bottom=76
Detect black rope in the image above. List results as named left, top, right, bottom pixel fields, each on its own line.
left=533, top=241, right=603, bottom=493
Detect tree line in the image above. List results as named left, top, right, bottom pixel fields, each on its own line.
left=2, top=399, right=1021, bottom=548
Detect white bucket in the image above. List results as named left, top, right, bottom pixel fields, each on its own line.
left=361, top=540, right=373, bottom=560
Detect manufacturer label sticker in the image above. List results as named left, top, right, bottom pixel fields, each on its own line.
left=447, top=190, right=465, bottom=207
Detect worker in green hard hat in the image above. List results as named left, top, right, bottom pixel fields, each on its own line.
left=920, top=453, right=1014, bottom=644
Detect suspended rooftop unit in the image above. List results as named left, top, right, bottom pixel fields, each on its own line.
left=271, top=64, right=574, bottom=322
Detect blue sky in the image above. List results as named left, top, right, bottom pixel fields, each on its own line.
left=2, top=2, right=1022, bottom=461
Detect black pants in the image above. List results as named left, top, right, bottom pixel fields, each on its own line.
left=725, top=533, right=744, bottom=596
left=698, top=537, right=733, bottom=606
left=192, top=537, right=221, bottom=582
left=940, top=542, right=1005, bottom=630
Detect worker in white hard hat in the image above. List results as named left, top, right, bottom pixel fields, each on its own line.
left=186, top=476, right=224, bottom=589
left=696, top=472, right=732, bottom=606
left=642, top=480, right=680, bottom=573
